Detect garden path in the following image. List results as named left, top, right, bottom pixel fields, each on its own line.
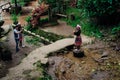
left=1, top=36, right=94, bottom=80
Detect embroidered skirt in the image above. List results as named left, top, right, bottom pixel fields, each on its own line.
left=75, top=36, right=82, bottom=46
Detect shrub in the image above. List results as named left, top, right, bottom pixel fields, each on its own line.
left=25, top=36, right=41, bottom=46
left=77, top=0, right=120, bottom=17
left=25, top=26, right=64, bottom=42
left=10, top=14, right=19, bottom=24
left=34, top=61, right=52, bottom=80
left=25, top=16, right=31, bottom=23
left=77, top=0, right=120, bottom=25
left=39, top=18, right=49, bottom=25
left=81, top=22, right=103, bottom=38
left=111, top=25, right=120, bottom=34
left=11, top=0, right=31, bottom=6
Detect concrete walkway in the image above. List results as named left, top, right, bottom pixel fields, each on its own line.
left=1, top=36, right=94, bottom=80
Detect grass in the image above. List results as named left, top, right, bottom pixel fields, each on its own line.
left=64, top=7, right=81, bottom=27
left=25, top=36, right=42, bottom=46
left=25, top=25, right=65, bottom=42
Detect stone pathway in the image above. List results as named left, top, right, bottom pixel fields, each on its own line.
left=42, top=20, right=74, bottom=36
left=1, top=36, right=94, bottom=80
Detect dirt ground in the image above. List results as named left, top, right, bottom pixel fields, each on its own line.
left=47, top=39, right=120, bottom=80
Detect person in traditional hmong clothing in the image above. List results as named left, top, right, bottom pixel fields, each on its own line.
left=74, top=24, right=82, bottom=49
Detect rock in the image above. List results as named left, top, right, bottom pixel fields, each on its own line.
left=0, top=62, right=7, bottom=78
left=93, top=58, right=104, bottom=63
left=66, top=45, right=74, bottom=51
left=29, top=70, right=41, bottom=79
left=114, top=46, right=120, bottom=51
left=106, top=63, right=110, bottom=66
left=81, top=61, right=85, bottom=64
left=0, top=36, right=7, bottom=41
left=1, top=25, right=10, bottom=34
left=101, top=57, right=109, bottom=60
left=60, top=68, right=66, bottom=74
left=91, top=69, right=96, bottom=72
left=23, top=70, right=32, bottom=75
left=101, top=51, right=109, bottom=58
left=0, top=50, right=12, bottom=61
left=0, top=64, right=2, bottom=69
left=73, top=49, right=85, bottom=57
left=118, top=63, right=120, bottom=66
left=63, top=51, right=68, bottom=54
left=49, top=60, right=55, bottom=65
left=64, top=59, right=73, bottom=68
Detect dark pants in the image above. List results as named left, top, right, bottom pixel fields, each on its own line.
left=15, top=39, right=19, bottom=52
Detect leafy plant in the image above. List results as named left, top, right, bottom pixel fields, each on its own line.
left=46, top=0, right=69, bottom=21
left=30, top=2, right=49, bottom=27
left=11, top=13, right=19, bottom=23
left=33, top=61, right=52, bottom=80
left=38, top=0, right=44, bottom=4
left=77, top=0, right=120, bottom=17
left=25, top=25, right=64, bottom=42
left=25, top=36, right=41, bottom=46
left=81, top=22, right=103, bottom=38
left=111, top=25, right=120, bottom=34
left=77, top=0, right=120, bottom=25
left=11, top=0, right=30, bottom=6
left=25, top=16, right=31, bottom=23
left=39, top=18, right=49, bottom=25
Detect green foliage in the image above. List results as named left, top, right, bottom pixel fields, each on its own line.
left=11, top=0, right=31, bottom=6
left=25, top=36, right=41, bottom=46
left=46, top=0, right=68, bottom=14
left=81, top=22, right=103, bottom=38
left=32, top=29, right=64, bottom=42
left=33, top=61, right=52, bottom=80
left=62, top=7, right=104, bottom=38
left=24, top=24, right=32, bottom=30
left=25, top=16, right=31, bottom=23
left=62, top=7, right=81, bottom=27
left=38, top=0, right=44, bottom=4
left=111, top=25, right=120, bottom=34
left=39, top=18, right=49, bottom=25
left=10, top=13, right=19, bottom=23
left=38, top=75, right=52, bottom=80
left=25, top=25, right=64, bottom=42
left=77, top=0, right=120, bottom=17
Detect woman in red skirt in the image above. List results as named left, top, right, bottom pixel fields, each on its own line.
left=74, top=24, right=82, bottom=49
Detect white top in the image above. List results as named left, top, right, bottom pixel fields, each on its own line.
left=14, top=29, right=20, bottom=39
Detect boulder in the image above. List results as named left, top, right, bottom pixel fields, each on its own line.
left=73, top=49, right=85, bottom=57
left=0, top=50, right=12, bottom=61
left=101, top=51, right=108, bottom=58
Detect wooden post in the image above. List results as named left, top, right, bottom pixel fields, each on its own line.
left=14, top=0, right=17, bottom=14
left=14, top=0, right=17, bottom=7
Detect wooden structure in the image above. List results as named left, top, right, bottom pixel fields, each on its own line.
left=56, top=13, right=67, bottom=18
